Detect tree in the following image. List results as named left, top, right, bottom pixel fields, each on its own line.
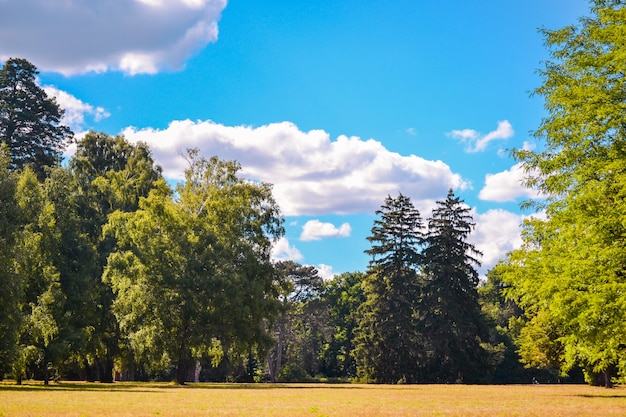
left=0, top=143, right=21, bottom=373
left=267, top=261, right=325, bottom=382
left=319, top=271, right=366, bottom=379
left=478, top=269, right=542, bottom=384
left=499, top=0, right=626, bottom=387
left=421, top=189, right=491, bottom=383
left=0, top=58, right=71, bottom=179
left=103, top=150, right=284, bottom=385
left=69, top=132, right=163, bottom=382
left=354, top=193, right=425, bottom=383
left=11, top=167, right=66, bottom=385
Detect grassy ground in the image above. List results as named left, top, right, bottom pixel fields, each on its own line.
left=0, top=381, right=625, bottom=417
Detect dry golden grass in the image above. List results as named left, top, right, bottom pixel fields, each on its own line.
left=0, top=381, right=625, bottom=417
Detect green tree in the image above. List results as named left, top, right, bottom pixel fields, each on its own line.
left=0, top=58, right=71, bottom=179
left=103, top=150, right=284, bottom=385
left=499, top=0, right=626, bottom=388
left=267, top=261, right=325, bottom=382
left=0, top=143, right=21, bottom=373
left=69, top=132, right=163, bottom=382
left=43, top=166, right=101, bottom=380
left=319, top=271, right=366, bottom=379
left=354, top=193, right=425, bottom=383
left=12, top=168, right=66, bottom=384
left=478, top=269, right=542, bottom=384
left=421, top=189, right=491, bottom=383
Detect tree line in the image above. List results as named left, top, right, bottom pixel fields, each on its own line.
left=1, top=0, right=625, bottom=387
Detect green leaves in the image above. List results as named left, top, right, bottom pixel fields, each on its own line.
left=500, top=0, right=626, bottom=387
left=103, top=150, right=284, bottom=384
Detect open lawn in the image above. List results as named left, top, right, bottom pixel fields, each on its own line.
left=0, top=382, right=625, bottom=417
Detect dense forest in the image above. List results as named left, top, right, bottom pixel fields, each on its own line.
left=1, top=0, right=625, bottom=387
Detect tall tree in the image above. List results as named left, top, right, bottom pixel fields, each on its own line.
left=0, top=143, right=21, bottom=373
left=354, top=193, right=425, bottom=383
left=267, top=261, right=325, bottom=382
left=421, top=189, right=490, bottom=383
left=499, top=0, right=626, bottom=388
left=69, top=132, right=163, bottom=382
left=103, top=150, right=284, bottom=385
left=0, top=58, right=71, bottom=179
left=12, top=168, right=66, bottom=385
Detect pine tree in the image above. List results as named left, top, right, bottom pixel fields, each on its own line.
left=421, top=189, right=489, bottom=383
left=354, top=193, right=425, bottom=383
left=0, top=58, right=72, bottom=179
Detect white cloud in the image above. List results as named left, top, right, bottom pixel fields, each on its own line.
left=315, top=264, right=337, bottom=281
left=470, top=209, right=526, bottom=275
left=122, top=120, right=467, bottom=216
left=479, top=162, right=542, bottom=202
left=43, top=85, right=110, bottom=132
left=300, top=220, right=351, bottom=241
left=271, top=237, right=303, bottom=262
left=0, top=0, right=227, bottom=75
left=448, top=120, right=514, bottom=153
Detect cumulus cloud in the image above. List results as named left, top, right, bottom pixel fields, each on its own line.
left=271, top=237, right=303, bottom=262
left=300, top=220, right=351, bottom=241
left=448, top=120, right=514, bottom=153
left=479, top=162, right=543, bottom=202
left=122, top=120, right=467, bottom=216
left=43, top=85, right=110, bottom=132
left=316, top=264, right=337, bottom=280
left=469, top=209, right=526, bottom=275
left=0, top=0, right=227, bottom=75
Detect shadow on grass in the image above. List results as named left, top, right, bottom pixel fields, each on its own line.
left=575, top=393, right=626, bottom=399
left=0, top=381, right=367, bottom=392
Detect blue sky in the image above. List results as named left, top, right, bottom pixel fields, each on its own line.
left=1, top=0, right=590, bottom=278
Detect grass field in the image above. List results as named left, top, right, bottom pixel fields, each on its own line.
left=1, top=381, right=625, bottom=417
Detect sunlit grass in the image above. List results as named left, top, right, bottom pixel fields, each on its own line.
left=0, top=381, right=624, bottom=416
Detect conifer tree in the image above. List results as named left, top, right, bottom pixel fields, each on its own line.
left=421, top=189, right=490, bottom=383
left=354, top=193, right=425, bottom=383
left=0, top=58, right=71, bottom=179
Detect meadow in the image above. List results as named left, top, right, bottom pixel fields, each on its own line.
left=1, top=382, right=625, bottom=417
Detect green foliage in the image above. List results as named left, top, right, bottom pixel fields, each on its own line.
left=0, top=58, right=72, bottom=179
left=319, top=271, right=366, bottom=379
left=70, top=132, right=164, bottom=382
left=420, top=189, right=491, bottom=383
left=354, top=194, right=425, bottom=383
left=104, top=150, right=284, bottom=384
left=500, top=0, right=626, bottom=388
left=267, top=261, right=326, bottom=382
left=0, top=143, right=21, bottom=373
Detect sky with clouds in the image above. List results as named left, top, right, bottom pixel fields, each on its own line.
left=1, top=0, right=589, bottom=279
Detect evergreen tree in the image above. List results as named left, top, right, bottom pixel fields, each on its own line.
left=354, top=193, right=425, bottom=383
left=421, top=189, right=490, bottom=383
left=0, top=58, right=71, bottom=179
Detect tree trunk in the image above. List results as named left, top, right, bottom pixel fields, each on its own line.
left=100, top=356, right=114, bottom=383
left=176, top=339, right=189, bottom=385
left=84, top=358, right=95, bottom=382
left=603, top=367, right=613, bottom=388
left=273, top=316, right=286, bottom=382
